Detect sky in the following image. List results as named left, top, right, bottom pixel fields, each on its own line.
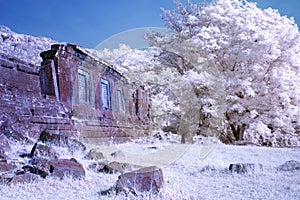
left=0, top=0, right=299, bottom=49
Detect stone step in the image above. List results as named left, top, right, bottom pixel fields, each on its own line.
left=19, top=116, right=72, bottom=125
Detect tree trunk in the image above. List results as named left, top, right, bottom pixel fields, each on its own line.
left=230, top=123, right=246, bottom=141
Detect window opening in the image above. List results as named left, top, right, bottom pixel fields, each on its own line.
left=78, top=70, right=88, bottom=104
left=100, top=78, right=111, bottom=109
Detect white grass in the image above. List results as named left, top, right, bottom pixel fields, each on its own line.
left=1, top=141, right=300, bottom=200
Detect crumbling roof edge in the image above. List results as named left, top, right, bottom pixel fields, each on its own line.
left=68, top=44, right=125, bottom=76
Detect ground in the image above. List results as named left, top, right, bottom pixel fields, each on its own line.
left=1, top=138, right=300, bottom=200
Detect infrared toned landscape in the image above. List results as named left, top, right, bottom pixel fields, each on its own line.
left=1, top=0, right=300, bottom=199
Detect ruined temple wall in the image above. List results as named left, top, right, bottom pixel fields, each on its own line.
left=40, top=44, right=151, bottom=144
left=0, top=41, right=152, bottom=144
left=0, top=55, right=40, bottom=96
left=0, top=54, right=77, bottom=140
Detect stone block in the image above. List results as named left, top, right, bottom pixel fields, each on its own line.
left=84, top=149, right=104, bottom=160
left=277, top=160, right=300, bottom=171
left=30, top=143, right=59, bottom=160
left=9, top=172, right=41, bottom=184
left=229, top=163, right=263, bottom=174
left=99, top=161, right=142, bottom=174
left=0, top=160, right=17, bottom=173
left=50, top=158, right=85, bottom=179
left=116, top=166, right=164, bottom=195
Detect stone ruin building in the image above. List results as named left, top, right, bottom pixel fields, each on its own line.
left=0, top=43, right=151, bottom=144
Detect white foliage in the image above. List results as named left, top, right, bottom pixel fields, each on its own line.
left=147, top=0, right=300, bottom=146
left=0, top=26, right=56, bottom=66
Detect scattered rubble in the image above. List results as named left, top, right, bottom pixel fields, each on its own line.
left=0, top=131, right=86, bottom=184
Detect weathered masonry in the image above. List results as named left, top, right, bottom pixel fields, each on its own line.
left=0, top=53, right=77, bottom=140
left=40, top=44, right=150, bottom=143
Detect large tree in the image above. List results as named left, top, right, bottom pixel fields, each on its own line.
left=98, top=46, right=212, bottom=143
left=146, top=0, right=300, bottom=146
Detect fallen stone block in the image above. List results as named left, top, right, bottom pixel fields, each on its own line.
left=99, top=161, right=143, bottom=174
left=84, top=149, right=104, bottom=160
left=50, top=158, right=85, bottom=179
left=116, top=166, right=164, bottom=195
left=22, top=165, right=48, bottom=178
left=88, top=161, right=107, bottom=172
left=28, top=157, right=52, bottom=176
left=277, top=160, right=300, bottom=171
left=199, top=165, right=218, bottom=173
left=9, top=172, right=41, bottom=184
left=30, top=142, right=59, bottom=159
left=0, top=160, right=17, bottom=173
left=229, top=163, right=263, bottom=174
